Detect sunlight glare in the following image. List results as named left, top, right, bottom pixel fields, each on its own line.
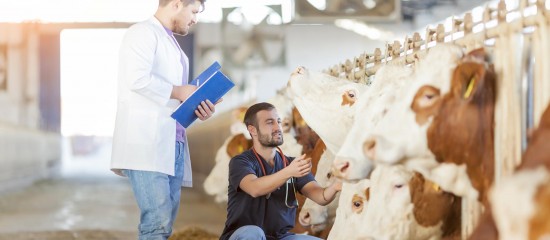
left=60, top=29, right=126, bottom=136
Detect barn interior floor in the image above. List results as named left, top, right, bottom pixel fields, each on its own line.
left=0, top=139, right=227, bottom=240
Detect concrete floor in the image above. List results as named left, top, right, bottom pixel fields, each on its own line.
left=0, top=138, right=227, bottom=240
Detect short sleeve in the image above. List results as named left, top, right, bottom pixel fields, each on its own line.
left=228, top=155, right=257, bottom=191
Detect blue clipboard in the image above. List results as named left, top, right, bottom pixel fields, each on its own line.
left=171, top=62, right=235, bottom=128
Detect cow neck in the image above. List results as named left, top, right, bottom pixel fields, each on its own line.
left=251, top=146, right=288, bottom=176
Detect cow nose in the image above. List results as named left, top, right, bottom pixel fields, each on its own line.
left=333, top=161, right=350, bottom=178
left=299, top=210, right=311, bottom=227
left=292, top=66, right=306, bottom=76
left=363, top=138, right=376, bottom=160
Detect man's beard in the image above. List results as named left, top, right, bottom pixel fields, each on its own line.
left=172, top=19, right=189, bottom=36
left=258, top=129, right=284, bottom=147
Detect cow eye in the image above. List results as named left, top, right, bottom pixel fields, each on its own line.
left=326, top=172, right=332, bottom=179
left=347, top=90, right=356, bottom=98
left=353, top=201, right=362, bottom=208
left=394, top=184, right=403, bottom=189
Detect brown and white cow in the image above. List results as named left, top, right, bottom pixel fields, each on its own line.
left=365, top=45, right=499, bottom=203
left=298, top=144, right=337, bottom=234
left=469, top=104, right=550, bottom=240
left=329, top=165, right=461, bottom=240
left=286, top=66, right=370, bottom=234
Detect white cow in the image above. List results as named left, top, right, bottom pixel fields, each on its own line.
left=332, top=64, right=414, bottom=180
left=286, top=66, right=370, bottom=154
left=203, top=121, right=250, bottom=203
left=363, top=165, right=441, bottom=240
left=269, top=90, right=303, bottom=157
left=298, top=149, right=337, bottom=233
left=286, top=66, right=368, bottom=233
left=330, top=165, right=460, bottom=240
left=327, top=178, right=370, bottom=240
left=489, top=166, right=550, bottom=240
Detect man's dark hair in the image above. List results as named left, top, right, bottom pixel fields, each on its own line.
left=243, top=102, right=275, bottom=129
left=159, top=0, right=206, bottom=11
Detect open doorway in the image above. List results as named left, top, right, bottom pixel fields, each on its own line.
left=60, top=28, right=126, bottom=178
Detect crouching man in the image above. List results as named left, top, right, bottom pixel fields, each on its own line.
left=220, top=102, right=342, bottom=240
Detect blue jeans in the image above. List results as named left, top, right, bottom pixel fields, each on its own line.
left=229, top=225, right=321, bottom=240
left=123, top=141, right=186, bottom=240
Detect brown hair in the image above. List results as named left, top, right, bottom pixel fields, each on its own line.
left=243, top=102, right=275, bottom=130
left=159, top=0, right=206, bottom=12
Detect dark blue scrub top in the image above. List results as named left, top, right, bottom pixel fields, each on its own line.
left=220, top=149, right=316, bottom=240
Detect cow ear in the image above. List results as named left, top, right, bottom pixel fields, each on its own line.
left=465, top=48, right=487, bottom=62
left=232, top=107, right=248, bottom=122
left=292, top=107, right=303, bottom=128
left=452, top=62, right=487, bottom=101
left=227, top=134, right=249, bottom=157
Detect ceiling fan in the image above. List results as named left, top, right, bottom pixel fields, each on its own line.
left=221, top=5, right=286, bottom=68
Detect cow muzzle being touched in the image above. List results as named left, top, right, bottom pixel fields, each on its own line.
left=331, top=156, right=374, bottom=181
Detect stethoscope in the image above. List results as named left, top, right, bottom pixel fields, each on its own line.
left=251, top=146, right=299, bottom=209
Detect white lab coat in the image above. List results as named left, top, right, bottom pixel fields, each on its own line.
left=111, top=17, right=193, bottom=187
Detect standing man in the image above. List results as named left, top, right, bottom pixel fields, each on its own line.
left=220, top=102, right=342, bottom=240
left=111, top=0, right=213, bottom=239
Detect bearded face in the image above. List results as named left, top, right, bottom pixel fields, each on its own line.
left=172, top=1, right=201, bottom=36
left=252, top=109, right=284, bottom=148
left=257, top=125, right=284, bottom=147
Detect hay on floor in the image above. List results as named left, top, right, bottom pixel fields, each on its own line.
left=169, top=226, right=219, bottom=240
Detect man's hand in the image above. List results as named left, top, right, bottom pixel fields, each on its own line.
left=171, top=85, right=197, bottom=102
left=285, top=154, right=312, bottom=178
left=331, top=178, right=343, bottom=192
left=195, top=99, right=216, bottom=121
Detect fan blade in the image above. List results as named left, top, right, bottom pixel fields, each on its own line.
left=232, top=40, right=256, bottom=65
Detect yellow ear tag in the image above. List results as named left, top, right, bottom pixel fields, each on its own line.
left=237, top=145, right=243, bottom=154
left=463, top=77, right=476, bottom=99
left=432, top=183, right=441, bottom=192
left=239, top=111, right=246, bottom=121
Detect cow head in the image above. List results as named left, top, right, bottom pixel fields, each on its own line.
left=426, top=48, right=496, bottom=203
left=292, top=107, right=320, bottom=156
left=364, top=47, right=496, bottom=199
left=359, top=165, right=460, bottom=240
left=298, top=149, right=337, bottom=233
left=409, top=172, right=462, bottom=239
left=287, top=66, right=370, bottom=154
left=327, top=179, right=371, bottom=240
left=332, top=64, right=414, bottom=180
left=267, top=91, right=304, bottom=157
left=364, top=44, right=464, bottom=166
